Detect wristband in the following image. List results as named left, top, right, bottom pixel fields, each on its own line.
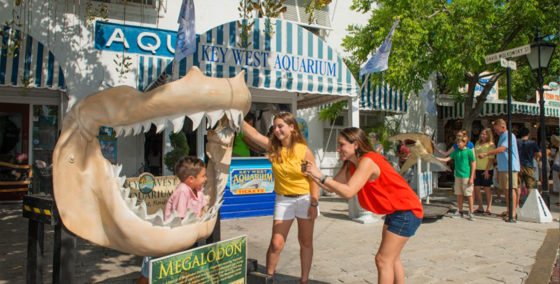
left=320, top=175, right=328, bottom=184
left=310, top=201, right=319, bottom=207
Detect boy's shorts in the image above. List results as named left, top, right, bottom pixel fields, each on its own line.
left=498, top=171, right=519, bottom=190
left=274, top=194, right=316, bottom=220
left=384, top=210, right=422, bottom=237
left=141, top=256, right=152, bottom=278
left=454, top=177, right=474, bottom=196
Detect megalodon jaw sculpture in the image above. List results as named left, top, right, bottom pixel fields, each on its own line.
left=388, top=133, right=450, bottom=174
left=52, top=66, right=251, bottom=257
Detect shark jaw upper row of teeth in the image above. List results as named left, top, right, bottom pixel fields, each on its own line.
left=113, top=109, right=244, bottom=137
left=108, top=163, right=224, bottom=228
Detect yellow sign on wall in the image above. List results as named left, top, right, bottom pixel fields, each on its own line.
left=125, top=173, right=179, bottom=214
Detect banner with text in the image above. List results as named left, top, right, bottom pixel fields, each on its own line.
left=150, top=236, right=247, bottom=284
left=229, top=168, right=274, bottom=195
left=125, top=174, right=179, bottom=214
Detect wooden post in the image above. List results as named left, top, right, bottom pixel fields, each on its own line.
left=26, top=220, right=44, bottom=284
left=53, top=224, right=76, bottom=284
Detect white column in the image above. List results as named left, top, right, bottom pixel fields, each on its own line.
left=197, top=118, right=207, bottom=160
left=347, top=96, right=379, bottom=224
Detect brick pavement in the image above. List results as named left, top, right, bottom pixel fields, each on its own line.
left=0, top=191, right=559, bottom=283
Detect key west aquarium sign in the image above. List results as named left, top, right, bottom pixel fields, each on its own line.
left=230, top=168, right=274, bottom=195
left=95, top=22, right=177, bottom=57
left=200, top=44, right=337, bottom=78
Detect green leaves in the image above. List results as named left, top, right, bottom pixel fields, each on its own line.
left=345, top=0, right=559, bottom=126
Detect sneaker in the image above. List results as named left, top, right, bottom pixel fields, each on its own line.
left=467, top=212, right=475, bottom=221
left=451, top=211, right=463, bottom=219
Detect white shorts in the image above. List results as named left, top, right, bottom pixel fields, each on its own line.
left=273, top=194, right=315, bottom=220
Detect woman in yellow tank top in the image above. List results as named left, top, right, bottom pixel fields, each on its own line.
left=243, top=111, right=319, bottom=283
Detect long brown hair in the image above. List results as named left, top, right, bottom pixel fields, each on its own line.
left=269, top=112, right=307, bottom=163
left=340, top=127, right=374, bottom=157
left=477, top=128, right=494, bottom=145
left=339, top=128, right=374, bottom=171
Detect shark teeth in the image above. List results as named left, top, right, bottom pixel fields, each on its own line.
left=170, top=116, right=185, bottom=133
left=107, top=108, right=238, bottom=227
left=109, top=107, right=243, bottom=138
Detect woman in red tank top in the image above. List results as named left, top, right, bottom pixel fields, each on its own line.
left=303, top=127, right=422, bottom=284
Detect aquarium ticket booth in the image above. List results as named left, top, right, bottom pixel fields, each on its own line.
left=149, top=19, right=360, bottom=218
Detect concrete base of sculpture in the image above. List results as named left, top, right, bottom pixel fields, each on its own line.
left=348, top=196, right=379, bottom=224
left=518, top=190, right=552, bottom=223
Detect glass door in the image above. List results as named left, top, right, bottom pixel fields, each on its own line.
left=31, top=105, right=59, bottom=165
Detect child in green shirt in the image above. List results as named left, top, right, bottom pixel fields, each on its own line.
left=438, top=136, right=476, bottom=220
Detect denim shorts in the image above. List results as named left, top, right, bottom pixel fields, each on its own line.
left=384, top=210, right=422, bottom=237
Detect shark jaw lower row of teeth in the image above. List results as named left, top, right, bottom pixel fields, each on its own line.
left=113, top=109, right=245, bottom=137
left=108, top=161, right=225, bottom=228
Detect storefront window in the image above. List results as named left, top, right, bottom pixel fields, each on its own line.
left=32, top=105, right=58, bottom=164
left=0, top=112, right=23, bottom=162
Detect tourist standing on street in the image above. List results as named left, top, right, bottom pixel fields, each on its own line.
left=369, top=132, right=384, bottom=155
left=242, top=111, right=319, bottom=283
left=551, top=135, right=560, bottom=206
left=516, top=127, right=541, bottom=203
left=302, top=127, right=422, bottom=284
left=473, top=128, right=496, bottom=215
left=478, top=119, right=520, bottom=220
left=434, top=129, right=475, bottom=157
left=437, top=136, right=476, bottom=220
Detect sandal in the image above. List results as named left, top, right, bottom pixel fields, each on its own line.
left=499, top=211, right=507, bottom=217
left=474, top=209, right=485, bottom=214
left=483, top=211, right=492, bottom=216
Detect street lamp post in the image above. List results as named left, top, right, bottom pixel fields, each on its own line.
left=526, top=30, right=556, bottom=209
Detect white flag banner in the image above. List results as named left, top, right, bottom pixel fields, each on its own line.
left=359, top=19, right=399, bottom=76
left=175, top=0, right=196, bottom=62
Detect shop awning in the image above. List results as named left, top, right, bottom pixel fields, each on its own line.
left=137, top=56, right=173, bottom=91
left=359, top=75, right=408, bottom=114
left=149, top=19, right=359, bottom=108
left=0, top=26, right=66, bottom=90
left=441, top=100, right=560, bottom=119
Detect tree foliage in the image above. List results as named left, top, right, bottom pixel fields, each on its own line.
left=344, top=0, right=560, bottom=134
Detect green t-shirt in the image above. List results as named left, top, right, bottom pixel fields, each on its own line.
left=449, top=148, right=475, bottom=178
left=232, top=133, right=251, bottom=157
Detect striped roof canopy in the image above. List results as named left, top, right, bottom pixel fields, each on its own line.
left=359, top=74, right=408, bottom=114
left=0, top=26, right=66, bottom=90
left=165, top=19, right=359, bottom=109
left=441, top=100, right=560, bottom=119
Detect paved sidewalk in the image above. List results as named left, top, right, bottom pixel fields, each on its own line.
left=0, top=191, right=559, bottom=283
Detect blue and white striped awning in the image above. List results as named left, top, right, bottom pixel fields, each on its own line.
left=164, top=19, right=359, bottom=108
left=0, top=26, right=66, bottom=90
left=359, top=75, right=408, bottom=113
left=137, top=56, right=173, bottom=91
left=441, top=100, right=560, bottom=119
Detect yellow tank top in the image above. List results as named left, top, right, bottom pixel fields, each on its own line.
left=270, top=143, right=311, bottom=195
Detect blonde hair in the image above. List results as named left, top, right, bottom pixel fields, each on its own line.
left=477, top=128, right=494, bottom=145
left=456, top=136, right=468, bottom=145
left=268, top=112, right=307, bottom=163
left=174, top=156, right=205, bottom=182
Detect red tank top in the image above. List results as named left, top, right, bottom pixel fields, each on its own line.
left=350, top=152, right=423, bottom=218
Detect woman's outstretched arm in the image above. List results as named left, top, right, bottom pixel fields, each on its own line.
left=304, top=157, right=379, bottom=199
left=242, top=121, right=271, bottom=151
